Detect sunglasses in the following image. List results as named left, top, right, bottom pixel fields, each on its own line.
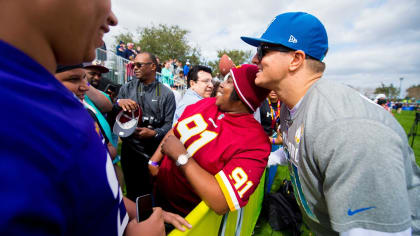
left=257, top=44, right=315, bottom=61
left=257, top=44, right=293, bottom=61
left=131, top=62, right=153, bottom=69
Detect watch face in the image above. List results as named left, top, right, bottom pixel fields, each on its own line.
left=177, top=155, right=188, bottom=166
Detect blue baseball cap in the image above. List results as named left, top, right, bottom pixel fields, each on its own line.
left=241, top=12, right=328, bottom=61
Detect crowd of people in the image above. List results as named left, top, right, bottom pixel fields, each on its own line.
left=1, top=1, right=419, bottom=235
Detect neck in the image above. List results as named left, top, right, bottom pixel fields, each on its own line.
left=225, top=101, right=252, bottom=114
left=275, top=71, right=322, bottom=109
left=0, top=3, right=56, bottom=74
left=140, top=75, right=156, bottom=85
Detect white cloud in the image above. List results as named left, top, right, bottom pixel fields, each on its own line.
left=105, top=0, right=420, bottom=94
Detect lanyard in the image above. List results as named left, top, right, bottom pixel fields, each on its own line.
left=268, top=98, right=280, bottom=119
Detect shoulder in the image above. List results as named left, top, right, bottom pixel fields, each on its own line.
left=303, top=80, right=406, bottom=141
left=119, top=79, right=136, bottom=90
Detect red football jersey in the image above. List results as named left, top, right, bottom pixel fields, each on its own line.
left=156, top=98, right=270, bottom=215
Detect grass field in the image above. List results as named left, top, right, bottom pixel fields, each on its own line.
left=254, top=110, right=419, bottom=236
left=393, top=110, right=420, bottom=166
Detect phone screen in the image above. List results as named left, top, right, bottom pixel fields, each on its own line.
left=136, top=194, right=154, bottom=222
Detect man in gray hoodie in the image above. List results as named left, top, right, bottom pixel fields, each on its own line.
left=241, top=12, right=419, bottom=236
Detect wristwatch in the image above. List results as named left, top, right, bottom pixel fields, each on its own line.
left=176, top=153, right=191, bottom=167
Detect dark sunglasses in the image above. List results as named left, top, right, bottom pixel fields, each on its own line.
left=257, top=44, right=292, bottom=61
left=257, top=44, right=315, bottom=61
left=131, top=62, right=153, bottom=69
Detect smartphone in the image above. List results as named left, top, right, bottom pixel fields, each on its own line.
left=136, top=194, right=154, bottom=223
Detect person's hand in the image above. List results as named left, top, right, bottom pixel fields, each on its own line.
left=161, top=135, right=186, bottom=161
left=149, top=164, right=159, bottom=177
left=125, top=207, right=165, bottom=236
left=163, top=210, right=192, bottom=232
left=117, top=99, right=138, bottom=112
left=134, top=127, right=157, bottom=139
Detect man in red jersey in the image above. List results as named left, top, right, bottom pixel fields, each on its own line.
left=149, top=64, right=271, bottom=216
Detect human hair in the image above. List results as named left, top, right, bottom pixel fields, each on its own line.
left=306, top=58, right=326, bottom=73
left=139, top=52, right=158, bottom=67
left=229, top=88, right=253, bottom=113
left=229, top=86, right=241, bottom=102
left=187, top=65, right=212, bottom=88
left=306, top=48, right=328, bottom=73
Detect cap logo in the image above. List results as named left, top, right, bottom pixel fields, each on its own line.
left=288, top=35, right=298, bottom=43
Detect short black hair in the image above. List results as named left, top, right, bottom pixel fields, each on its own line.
left=187, top=65, right=212, bottom=88
left=139, top=52, right=158, bottom=67
left=229, top=86, right=241, bottom=102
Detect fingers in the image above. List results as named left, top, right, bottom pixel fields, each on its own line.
left=163, top=211, right=192, bottom=232
left=119, top=99, right=139, bottom=112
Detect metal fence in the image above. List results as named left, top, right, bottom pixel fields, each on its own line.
left=94, top=48, right=187, bottom=93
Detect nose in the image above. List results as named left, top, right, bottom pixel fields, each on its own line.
left=251, top=52, right=260, bottom=65
left=108, top=11, right=118, bottom=26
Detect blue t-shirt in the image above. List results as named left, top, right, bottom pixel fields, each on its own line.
left=0, top=40, right=128, bottom=235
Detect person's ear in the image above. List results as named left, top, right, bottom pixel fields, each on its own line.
left=190, top=80, right=196, bottom=88
left=289, top=50, right=305, bottom=72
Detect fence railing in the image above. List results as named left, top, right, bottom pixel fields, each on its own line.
left=95, top=48, right=187, bottom=92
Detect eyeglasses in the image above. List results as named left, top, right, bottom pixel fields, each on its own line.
left=131, top=62, right=153, bottom=69
left=197, top=79, right=212, bottom=85
left=257, top=44, right=293, bottom=61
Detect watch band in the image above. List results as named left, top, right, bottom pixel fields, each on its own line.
left=148, top=160, right=159, bottom=167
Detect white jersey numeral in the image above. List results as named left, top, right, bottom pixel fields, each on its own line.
left=231, top=167, right=253, bottom=198
left=177, top=114, right=217, bottom=156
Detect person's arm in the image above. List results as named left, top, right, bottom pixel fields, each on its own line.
left=313, top=120, right=413, bottom=233
left=148, top=129, right=174, bottom=176
left=340, top=227, right=411, bottom=236
left=85, top=86, right=112, bottom=113
left=124, top=207, right=165, bottom=236
left=123, top=196, right=191, bottom=232
left=269, top=134, right=282, bottom=145
left=172, top=103, right=187, bottom=126
left=161, top=135, right=229, bottom=215
left=154, top=89, right=176, bottom=141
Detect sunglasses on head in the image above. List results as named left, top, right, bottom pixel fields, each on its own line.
left=131, top=62, right=153, bottom=69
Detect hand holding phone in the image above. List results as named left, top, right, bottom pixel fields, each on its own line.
left=136, top=194, right=154, bottom=223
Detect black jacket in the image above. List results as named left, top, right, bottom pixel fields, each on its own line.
left=115, top=79, right=176, bottom=157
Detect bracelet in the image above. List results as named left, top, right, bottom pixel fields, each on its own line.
left=272, top=138, right=275, bottom=145
left=148, top=160, right=159, bottom=167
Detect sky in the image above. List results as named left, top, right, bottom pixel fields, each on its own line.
left=105, top=0, right=420, bottom=97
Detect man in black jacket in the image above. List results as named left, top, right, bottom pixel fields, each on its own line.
left=115, top=51, right=176, bottom=201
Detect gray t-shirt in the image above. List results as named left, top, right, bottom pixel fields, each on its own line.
left=280, top=79, right=420, bottom=235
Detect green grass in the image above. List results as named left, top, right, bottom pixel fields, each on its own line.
left=392, top=110, right=420, bottom=166
left=254, top=110, right=419, bottom=235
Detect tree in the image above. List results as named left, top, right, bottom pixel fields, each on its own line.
left=374, top=83, right=400, bottom=99
left=406, top=84, right=420, bottom=100
left=113, top=32, right=135, bottom=50
left=113, top=24, right=202, bottom=64
left=207, top=49, right=252, bottom=76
